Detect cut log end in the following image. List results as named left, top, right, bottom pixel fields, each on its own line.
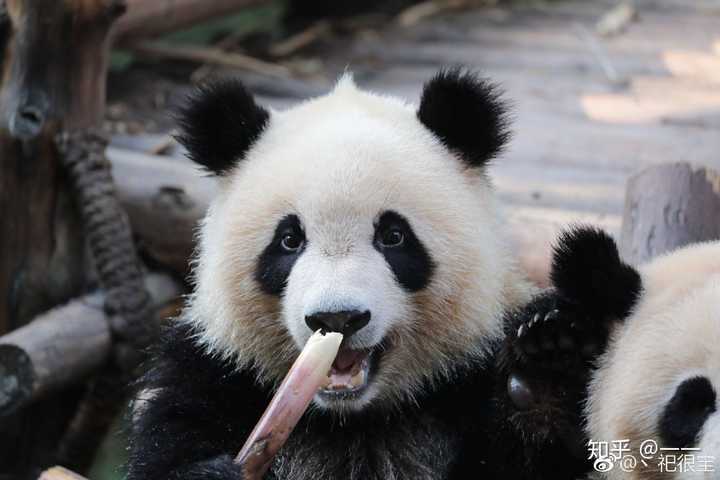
left=0, top=344, right=35, bottom=415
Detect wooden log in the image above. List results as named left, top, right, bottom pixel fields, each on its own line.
left=115, top=0, right=267, bottom=42
left=108, top=147, right=216, bottom=274
left=619, top=163, right=720, bottom=264
left=0, top=1, right=124, bottom=474
left=0, top=274, right=182, bottom=416
left=0, top=296, right=109, bottom=415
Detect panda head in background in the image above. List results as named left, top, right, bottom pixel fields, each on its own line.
left=176, top=69, right=532, bottom=411
left=585, top=241, right=720, bottom=480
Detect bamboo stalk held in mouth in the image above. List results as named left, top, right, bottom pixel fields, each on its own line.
left=235, top=330, right=343, bottom=479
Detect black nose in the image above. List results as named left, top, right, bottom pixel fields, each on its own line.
left=305, top=310, right=371, bottom=337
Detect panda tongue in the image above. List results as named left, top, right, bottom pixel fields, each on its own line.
left=332, top=349, right=364, bottom=373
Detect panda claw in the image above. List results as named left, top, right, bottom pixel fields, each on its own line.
left=517, top=325, right=526, bottom=338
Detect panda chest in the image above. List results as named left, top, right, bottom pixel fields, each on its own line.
left=268, top=412, right=461, bottom=480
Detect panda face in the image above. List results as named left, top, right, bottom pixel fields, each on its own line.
left=182, top=73, right=530, bottom=410
left=585, top=243, right=720, bottom=479
left=261, top=205, right=434, bottom=408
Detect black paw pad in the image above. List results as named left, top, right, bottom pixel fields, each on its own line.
left=511, top=294, right=606, bottom=371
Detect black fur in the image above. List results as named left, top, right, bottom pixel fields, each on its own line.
left=255, top=215, right=306, bottom=295
left=417, top=68, right=510, bottom=168
left=551, top=226, right=641, bottom=320
left=373, top=210, right=435, bottom=292
left=176, top=79, right=269, bottom=175
left=511, top=227, right=642, bottom=369
left=127, top=323, right=589, bottom=480
left=660, top=376, right=717, bottom=449
left=498, top=227, right=644, bottom=462
left=498, top=293, right=599, bottom=462
left=170, top=456, right=245, bottom=480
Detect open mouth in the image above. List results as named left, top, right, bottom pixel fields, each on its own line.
left=320, top=347, right=374, bottom=398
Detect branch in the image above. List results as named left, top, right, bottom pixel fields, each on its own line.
left=115, top=0, right=269, bottom=42
left=129, top=42, right=291, bottom=78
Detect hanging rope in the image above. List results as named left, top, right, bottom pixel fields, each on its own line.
left=55, top=129, right=155, bottom=362
left=54, top=128, right=156, bottom=471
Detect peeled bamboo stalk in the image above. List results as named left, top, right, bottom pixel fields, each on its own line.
left=235, top=330, right=343, bottom=479
left=38, top=466, right=88, bottom=480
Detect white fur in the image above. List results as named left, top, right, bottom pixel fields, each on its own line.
left=182, top=75, right=533, bottom=408
left=586, top=241, right=720, bottom=479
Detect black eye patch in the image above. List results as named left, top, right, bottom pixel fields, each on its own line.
left=254, top=215, right=306, bottom=296
left=373, top=211, right=435, bottom=292
left=659, top=376, right=717, bottom=448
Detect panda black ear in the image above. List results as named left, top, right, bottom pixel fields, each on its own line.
left=176, top=79, right=270, bottom=175
left=417, top=68, right=510, bottom=168
left=551, top=226, right=642, bottom=319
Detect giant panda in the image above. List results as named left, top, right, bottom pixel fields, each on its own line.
left=516, top=227, right=720, bottom=479
left=585, top=240, right=720, bottom=479
left=126, top=69, right=590, bottom=480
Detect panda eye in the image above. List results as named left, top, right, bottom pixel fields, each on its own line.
left=280, top=233, right=304, bottom=252
left=380, top=229, right=404, bottom=248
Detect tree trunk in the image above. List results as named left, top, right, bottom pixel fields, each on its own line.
left=619, top=163, right=720, bottom=264
left=0, top=1, right=125, bottom=477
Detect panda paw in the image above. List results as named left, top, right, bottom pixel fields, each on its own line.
left=510, top=291, right=604, bottom=372
left=169, top=455, right=245, bottom=480
left=508, top=226, right=642, bottom=373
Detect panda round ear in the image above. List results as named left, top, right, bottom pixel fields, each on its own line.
left=175, top=79, right=270, bottom=175
left=417, top=68, right=510, bottom=168
left=551, top=226, right=642, bottom=319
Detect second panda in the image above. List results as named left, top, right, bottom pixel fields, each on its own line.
left=518, top=227, right=720, bottom=479
left=586, top=240, right=720, bottom=479
left=126, top=70, right=590, bottom=480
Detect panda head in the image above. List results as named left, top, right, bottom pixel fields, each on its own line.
left=178, top=69, right=528, bottom=411
left=585, top=242, right=720, bottom=479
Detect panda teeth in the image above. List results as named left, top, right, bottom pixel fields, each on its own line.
left=349, top=366, right=366, bottom=388
left=322, top=355, right=370, bottom=392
